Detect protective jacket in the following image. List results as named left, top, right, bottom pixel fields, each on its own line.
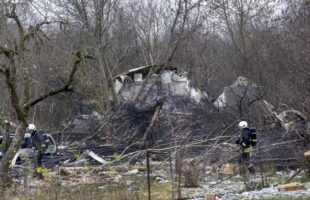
left=29, top=130, right=46, bottom=166
left=29, top=130, right=44, bottom=149
left=237, top=128, right=252, bottom=153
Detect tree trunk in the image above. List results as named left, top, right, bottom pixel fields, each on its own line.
left=0, top=123, right=11, bottom=154
left=0, top=122, right=27, bottom=187
left=96, top=48, right=111, bottom=110
left=1, top=136, right=10, bottom=156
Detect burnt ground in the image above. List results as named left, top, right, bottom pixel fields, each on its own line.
left=50, top=96, right=310, bottom=171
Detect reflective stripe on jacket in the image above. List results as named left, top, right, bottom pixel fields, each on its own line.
left=242, top=146, right=252, bottom=153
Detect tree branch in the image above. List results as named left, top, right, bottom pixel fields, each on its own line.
left=23, top=52, right=94, bottom=108
left=26, top=86, right=74, bottom=108
left=140, top=102, right=163, bottom=148
left=6, top=4, right=25, bottom=50
left=3, top=69, right=26, bottom=123
left=23, top=20, right=57, bottom=42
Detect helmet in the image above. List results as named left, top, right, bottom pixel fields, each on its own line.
left=238, top=121, right=248, bottom=129
left=27, top=124, right=36, bottom=131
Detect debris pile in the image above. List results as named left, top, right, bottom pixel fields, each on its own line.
left=53, top=74, right=310, bottom=172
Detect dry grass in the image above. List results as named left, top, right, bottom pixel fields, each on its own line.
left=1, top=181, right=172, bottom=200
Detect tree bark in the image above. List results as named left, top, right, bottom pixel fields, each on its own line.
left=96, top=48, right=111, bottom=110
left=0, top=123, right=27, bottom=187
left=0, top=123, right=12, bottom=154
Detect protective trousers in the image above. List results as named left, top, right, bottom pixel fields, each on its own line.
left=239, top=152, right=255, bottom=174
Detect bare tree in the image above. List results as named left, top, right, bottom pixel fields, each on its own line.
left=0, top=2, right=92, bottom=186
left=212, top=0, right=275, bottom=75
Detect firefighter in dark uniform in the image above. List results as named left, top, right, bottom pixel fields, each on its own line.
left=27, top=124, right=46, bottom=167
left=236, top=121, right=256, bottom=174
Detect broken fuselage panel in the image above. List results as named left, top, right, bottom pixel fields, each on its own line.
left=113, top=65, right=202, bottom=103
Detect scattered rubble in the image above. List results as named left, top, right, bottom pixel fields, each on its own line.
left=183, top=172, right=310, bottom=200
left=54, top=75, right=309, bottom=174
left=8, top=156, right=310, bottom=200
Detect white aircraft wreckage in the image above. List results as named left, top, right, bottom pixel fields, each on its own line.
left=113, top=65, right=203, bottom=104
left=213, top=76, right=309, bottom=135
left=213, top=76, right=264, bottom=110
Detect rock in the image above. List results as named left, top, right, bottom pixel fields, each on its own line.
left=277, top=183, right=305, bottom=191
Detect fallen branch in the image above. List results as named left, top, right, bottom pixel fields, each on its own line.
left=285, top=168, right=303, bottom=184
left=140, top=102, right=163, bottom=148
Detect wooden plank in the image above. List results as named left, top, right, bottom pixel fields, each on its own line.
left=278, top=183, right=304, bottom=191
